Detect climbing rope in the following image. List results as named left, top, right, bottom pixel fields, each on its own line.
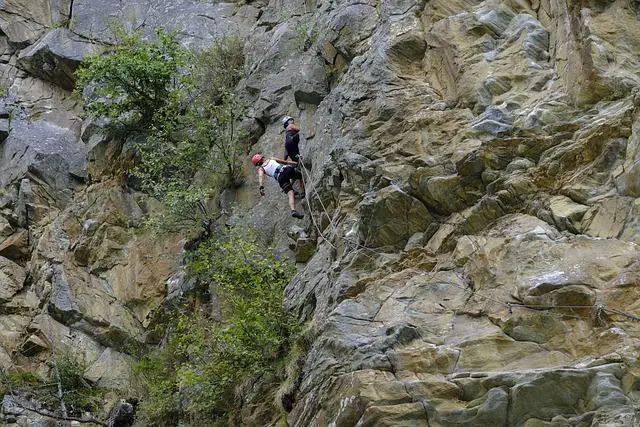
left=293, top=155, right=640, bottom=324
left=296, top=158, right=338, bottom=251
left=297, top=157, right=339, bottom=235
left=297, top=157, right=406, bottom=261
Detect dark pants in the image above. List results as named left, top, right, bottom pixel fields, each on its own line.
left=284, top=131, right=300, bottom=160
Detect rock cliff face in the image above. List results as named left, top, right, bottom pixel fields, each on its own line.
left=2, top=0, right=640, bottom=426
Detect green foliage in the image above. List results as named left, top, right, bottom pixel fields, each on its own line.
left=46, top=352, right=107, bottom=417
left=134, top=232, right=299, bottom=425
left=193, top=36, right=245, bottom=106
left=1, top=355, right=108, bottom=419
left=75, top=27, right=188, bottom=132
left=0, top=371, right=42, bottom=394
left=76, top=29, right=248, bottom=232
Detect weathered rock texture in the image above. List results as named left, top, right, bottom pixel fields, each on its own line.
left=240, top=0, right=640, bottom=425
left=2, top=0, right=640, bottom=425
left=0, top=1, right=262, bottom=423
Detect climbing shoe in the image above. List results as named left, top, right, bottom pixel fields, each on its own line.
left=291, top=210, right=304, bottom=219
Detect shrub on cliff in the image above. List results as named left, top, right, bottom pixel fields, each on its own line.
left=134, top=232, right=298, bottom=425
left=76, top=29, right=248, bottom=232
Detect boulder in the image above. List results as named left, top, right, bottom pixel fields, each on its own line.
left=549, top=0, right=640, bottom=105
left=508, top=369, right=593, bottom=424
left=28, top=313, right=104, bottom=362
left=14, top=76, right=83, bottom=132
left=0, top=0, right=55, bottom=45
left=470, top=105, right=515, bottom=136
left=0, top=313, right=31, bottom=354
left=0, top=230, right=29, bottom=261
left=0, top=216, right=13, bottom=238
left=0, top=346, right=12, bottom=370
left=0, top=118, right=8, bottom=141
left=18, top=28, right=107, bottom=90
left=410, top=172, right=479, bottom=216
left=356, top=402, right=429, bottom=427
left=292, top=54, right=329, bottom=106
left=20, top=334, right=49, bottom=356
left=295, top=236, right=316, bottom=263
left=581, top=197, right=633, bottom=238
left=548, top=195, right=589, bottom=232
left=429, top=387, right=509, bottom=426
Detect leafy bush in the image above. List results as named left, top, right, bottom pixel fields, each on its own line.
left=54, top=352, right=106, bottom=416
left=76, top=29, right=248, bottom=232
left=134, top=232, right=299, bottom=425
left=0, top=370, right=42, bottom=394
left=2, top=354, right=108, bottom=420
left=193, top=35, right=245, bottom=106
left=75, top=27, right=188, bottom=132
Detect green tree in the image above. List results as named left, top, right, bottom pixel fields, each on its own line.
left=75, top=27, right=188, bottom=133
left=134, top=232, right=299, bottom=425
left=76, top=29, right=248, bottom=232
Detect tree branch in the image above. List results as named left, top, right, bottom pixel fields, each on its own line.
left=8, top=400, right=108, bottom=427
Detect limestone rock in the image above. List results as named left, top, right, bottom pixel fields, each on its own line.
left=0, top=313, right=31, bottom=355
left=581, top=197, right=632, bottom=238
left=295, top=236, right=316, bottom=263
left=6, top=0, right=640, bottom=423
left=28, top=313, right=104, bottom=362
left=14, top=76, right=83, bottom=132
left=548, top=195, right=589, bottom=232
left=0, top=230, right=29, bottom=261
left=358, top=186, right=435, bottom=249
left=0, top=0, right=56, bottom=45
left=83, top=348, right=133, bottom=389
left=0, top=256, right=25, bottom=303
left=18, top=28, right=107, bottom=90
left=29, top=180, right=183, bottom=349
left=0, top=121, right=87, bottom=206
left=0, top=216, right=14, bottom=239
left=292, top=54, right=329, bottom=106
left=70, top=0, right=258, bottom=48
left=428, top=387, right=509, bottom=426
left=410, top=172, right=480, bottom=216
left=356, top=402, right=429, bottom=426
left=549, top=0, right=640, bottom=105
left=0, top=346, right=12, bottom=370
left=316, top=1, right=378, bottom=60
left=0, top=117, right=9, bottom=142
left=20, top=333, right=49, bottom=356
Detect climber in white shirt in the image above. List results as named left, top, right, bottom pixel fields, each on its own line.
left=251, top=153, right=306, bottom=219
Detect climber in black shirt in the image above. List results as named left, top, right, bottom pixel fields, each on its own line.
left=282, top=116, right=301, bottom=161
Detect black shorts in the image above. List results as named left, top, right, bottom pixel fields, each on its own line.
left=276, top=166, right=302, bottom=193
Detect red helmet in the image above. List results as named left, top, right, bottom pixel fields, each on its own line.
left=251, top=153, right=265, bottom=166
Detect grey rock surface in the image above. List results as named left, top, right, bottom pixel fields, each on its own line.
left=70, top=0, right=259, bottom=48
left=0, top=121, right=87, bottom=206
left=17, top=28, right=106, bottom=90
left=4, top=0, right=640, bottom=425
